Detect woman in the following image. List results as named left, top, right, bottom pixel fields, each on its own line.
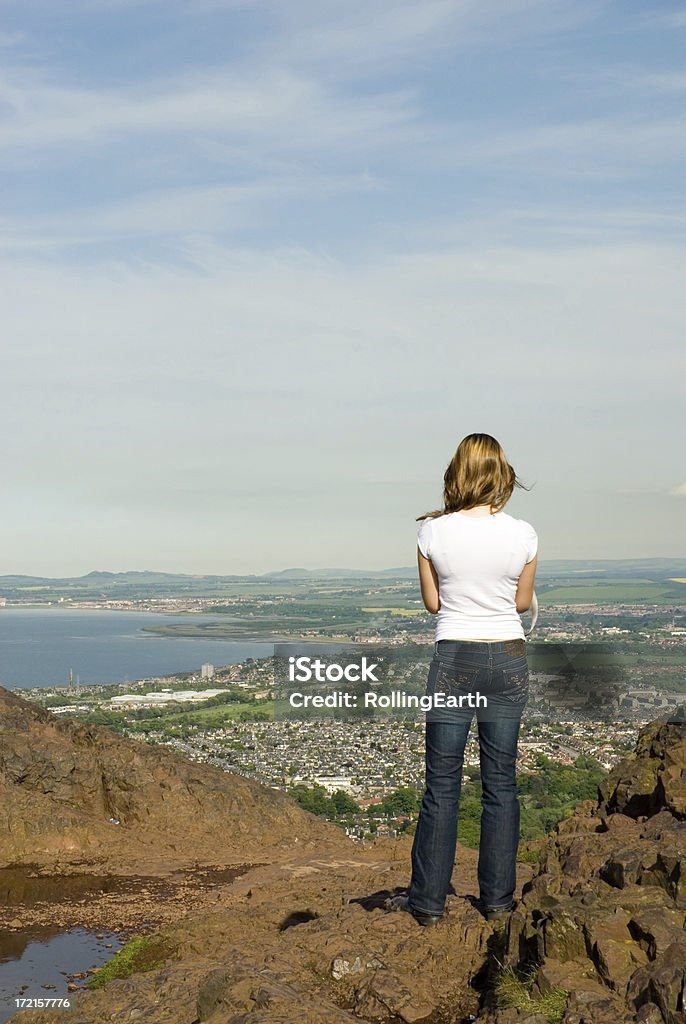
left=387, top=433, right=537, bottom=927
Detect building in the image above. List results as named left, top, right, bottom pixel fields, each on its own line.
left=201, top=663, right=215, bottom=679
left=109, top=688, right=230, bottom=708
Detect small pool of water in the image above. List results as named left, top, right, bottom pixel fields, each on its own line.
left=0, top=862, right=259, bottom=907
left=0, top=861, right=260, bottom=1022
left=0, top=926, right=124, bottom=1024
left=0, top=866, right=129, bottom=906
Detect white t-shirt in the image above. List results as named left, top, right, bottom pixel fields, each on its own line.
left=417, top=510, right=538, bottom=641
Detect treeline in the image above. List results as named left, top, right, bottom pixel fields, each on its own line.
left=453, top=752, right=606, bottom=848
left=289, top=783, right=420, bottom=827
left=289, top=754, right=607, bottom=848
left=289, top=784, right=360, bottom=819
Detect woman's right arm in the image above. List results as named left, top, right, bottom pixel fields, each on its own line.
left=418, top=548, right=440, bottom=614
left=515, top=555, right=537, bottom=613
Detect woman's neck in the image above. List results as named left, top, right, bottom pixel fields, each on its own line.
left=458, top=504, right=497, bottom=518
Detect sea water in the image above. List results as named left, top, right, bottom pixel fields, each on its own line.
left=0, top=608, right=271, bottom=688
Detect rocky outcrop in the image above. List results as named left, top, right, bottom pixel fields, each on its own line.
left=599, top=720, right=686, bottom=820
left=4, top=693, right=686, bottom=1024
left=0, top=685, right=340, bottom=871
left=479, top=719, right=686, bottom=1024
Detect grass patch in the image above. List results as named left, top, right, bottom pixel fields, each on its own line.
left=516, top=841, right=544, bottom=865
left=494, top=963, right=568, bottom=1023
left=538, top=581, right=674, bottom=603
left=86, top=934, right=178, bottom=989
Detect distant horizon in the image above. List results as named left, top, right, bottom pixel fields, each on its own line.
left=2, top=556, right=686, bottom=583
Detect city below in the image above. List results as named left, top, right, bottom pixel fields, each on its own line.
left=6, top=558, right=684, bottom=847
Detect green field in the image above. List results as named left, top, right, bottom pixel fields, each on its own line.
left=539, top=580, right=683, bottom=604
left=103, top=701, right=267, bottom=734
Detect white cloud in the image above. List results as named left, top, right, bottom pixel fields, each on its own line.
left=1, top=234, right=684, bottom=570
left=2, top=237, right=684, bottom=436
left=0, top=0, right=610, bottom=173
left=0, top=65, right=419, bottom=156
left=3, top=65, right=684, bottom=201
left=0, top=233, right=683, bottom=571
left=670, top=483, right=686, bottom=498
left=578, top=68, right=686, bottom=96
left=0, top=172, right=380, bottom=248
left=432, top=114, right=686, bottom=176
left=0, top=0, right=683, bottom=570
left=264, top=0, right=602, bottom=76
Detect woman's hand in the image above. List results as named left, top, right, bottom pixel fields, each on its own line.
left=418, top=547, right=440, bottom=613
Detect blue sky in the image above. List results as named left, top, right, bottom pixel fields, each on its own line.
left=1, top=0, right=685, bottom=574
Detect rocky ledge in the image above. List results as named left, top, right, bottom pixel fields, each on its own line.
left=479, top=717, right=686, bottom=1024
left=3, top=686, right=686, bottom=1024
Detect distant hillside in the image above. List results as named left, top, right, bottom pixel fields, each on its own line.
left=0, top=685, right=340, bottom=872
left=264, top=559, right=686, bottom=580
left=2, top=558, right=686, bottom=600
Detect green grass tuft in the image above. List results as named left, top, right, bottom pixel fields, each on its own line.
left=86, top=934, right=178, bottom=989
left=494, top=963, right=568, bottom=1024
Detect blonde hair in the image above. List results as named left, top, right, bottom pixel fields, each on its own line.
left=418, top=433, right=529, bottom=520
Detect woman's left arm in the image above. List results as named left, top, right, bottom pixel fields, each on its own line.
left=418, top=548, right=440, bottom=613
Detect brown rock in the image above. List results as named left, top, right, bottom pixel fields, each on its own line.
left=555, top=816, right=603, bottom=836
left=640, top=809, right=686, bottom=840
left=639, top=841, right=686, bottom=901
left=599, top=721, right=686, bottom=821
left=562, top=987, right=635, bottom=1023
left=0, top=685, right=340, bottom=871
left=601, top=813, right=641, bottom=834
left=627, top=938, right=686, bottom=1022
left=584, top=909, right=647, bottom=994
left=599, top=846, right=649, bottom=888
left=531, top=957, right=605, bottom=999
left=635, top=1002, right=666, bottom=1024
left=629, top=906, right=686, bottom=960
left=536, top=903, right=588, bottom=961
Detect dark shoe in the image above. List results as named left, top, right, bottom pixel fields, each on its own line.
left=484, top=900, right=515, bottom=922
left=384, top=894, right=443, bottom=928
left=465, top=895, right=516, bottom=921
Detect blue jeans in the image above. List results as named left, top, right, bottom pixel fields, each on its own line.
left=407, top=638, right=529, bottom=916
